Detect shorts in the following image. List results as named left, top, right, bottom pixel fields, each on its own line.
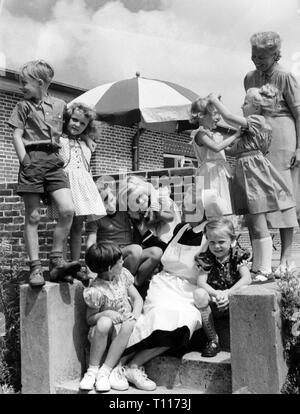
left=17, top=149, right=70, bottom=196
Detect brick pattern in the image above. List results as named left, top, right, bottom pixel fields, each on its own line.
left=0, top=91, right=22, bottom=182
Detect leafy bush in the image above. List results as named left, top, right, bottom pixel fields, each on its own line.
left=0, top=240, right=25, bottom=393
left=277, top=269, right=300, bottom=394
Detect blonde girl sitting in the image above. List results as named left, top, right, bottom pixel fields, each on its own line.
left=194, top=217, right=252, bottom=357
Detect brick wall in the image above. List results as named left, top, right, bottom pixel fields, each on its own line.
left=0, top=91, right=21, bottom=182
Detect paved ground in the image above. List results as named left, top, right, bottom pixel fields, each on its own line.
left=272, top=249, right=300, bottom=272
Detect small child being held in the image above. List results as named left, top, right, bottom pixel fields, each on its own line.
left=80, top=241, right=143, bottom=393
left=193, top=217, right=252, bottom=357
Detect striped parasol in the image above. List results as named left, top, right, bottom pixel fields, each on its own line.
left=69, top=72, right=199, bottom=128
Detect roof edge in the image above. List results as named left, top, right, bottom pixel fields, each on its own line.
left=0, top=67, right=88, bottom=95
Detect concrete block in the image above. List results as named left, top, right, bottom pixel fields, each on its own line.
left=20, top=281, right=88, bottom=394
left=145, top=356, right=181, bottom=389
left=230, top=282, right=288, bottom=394
left=180, top=351, right=231, bottom=394
left=145, top=351, right=231, bottom=394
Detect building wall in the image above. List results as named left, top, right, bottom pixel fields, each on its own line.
left=0, top=91, right=21, bottom=181
left=0, top=85, right=198, bottom=271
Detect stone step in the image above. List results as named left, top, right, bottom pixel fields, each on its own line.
left=55, top=351, right=231, bottom=395
left=145, top=351, right=231, bottom=394
left=55, top=379, right=203, bottom=394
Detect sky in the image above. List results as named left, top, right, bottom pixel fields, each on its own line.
left=1, top=0, right=300, bottom=113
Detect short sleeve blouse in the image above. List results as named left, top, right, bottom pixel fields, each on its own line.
left=83, top=267, right=134, bottom=315
left=195, top=246, right=251, bottom=290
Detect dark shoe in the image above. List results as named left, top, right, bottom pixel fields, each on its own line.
left=49, top=257, right=81, bottom=283
left=202, top=341, right=221, bottom=358
left=29, top=267, right=45, bottom=288
left=62, top=275, right=74, bottom=284
left=73, top=270, right=90, bottom=287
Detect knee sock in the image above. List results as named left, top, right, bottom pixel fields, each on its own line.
left=252, top=237, right=272, bottom=274
left=29, top=259, right=42, bottom=271
left=200, top=306, right=219, bottom=343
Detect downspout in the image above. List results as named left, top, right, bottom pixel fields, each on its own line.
left=132, top=126, right=145, bottom=171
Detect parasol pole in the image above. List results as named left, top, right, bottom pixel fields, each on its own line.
left=132, top=71, right=141, bottom=171
left=132, top=123, right=140, bottom=171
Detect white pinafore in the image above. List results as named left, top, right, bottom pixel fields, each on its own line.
left=127, top=223, right=208, bottom=348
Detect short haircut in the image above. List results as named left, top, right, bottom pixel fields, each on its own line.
left=20, top=59, right=54, bottom=86
left=204, top=217, right=236, bottom=240
left=250, top=31, right=281, bottom=60
left=85, top=241, right=122, bottom=274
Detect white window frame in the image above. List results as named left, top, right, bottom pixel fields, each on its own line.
left=163, top=153, right=198, bottom=168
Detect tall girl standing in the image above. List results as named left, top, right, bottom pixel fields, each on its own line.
left=208, top=85, right=295, bottom=282
left=49, top=103, right=106, bottom=283
left=190, top=97, right=241, bottom=216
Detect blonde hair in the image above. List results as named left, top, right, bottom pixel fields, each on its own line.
left=190, top=97, right=217, bottom=125
left=246, top=83, right=280, bottom=115
left=204, top=217, right=236, bottom=241
left=250, top=31, right=281, bottom=61
left=64, top=102, right=97, bottom=137
left=20, top=59, right=54, bottom=86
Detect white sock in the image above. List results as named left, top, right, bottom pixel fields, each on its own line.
left=251, top=238, right=260, bottom=272
left=252, top=237, right=272, bottom=274
left=87, top=365, right=98, bottom=375
left=99, top=364, right=112, bottom=375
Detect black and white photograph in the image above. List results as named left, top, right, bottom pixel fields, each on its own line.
left=0, top=0, right=300, bottom=397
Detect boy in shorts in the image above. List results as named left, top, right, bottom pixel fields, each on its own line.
left=8, top=60, right=81, bottom=287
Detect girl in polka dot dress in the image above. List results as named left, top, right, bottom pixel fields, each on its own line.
left=49, top=103, right=106, bottom=283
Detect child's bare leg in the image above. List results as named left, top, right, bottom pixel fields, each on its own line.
left=80, top=317, right=113, bottom=391
left=104, top=320, right=135, bottom=369
left=49, top=188, right=74, bottom=253
left=48, top=188, right=80, bottom=282
left=246, top=213, right=272, bottom=275
left=89, top=317, right=114, bottom=367
left=279, top=227, right=294, bottom=267
left=23, top=194, right=41, bottom=261
left=70, top=216, right=85, bottom=261
left=135, top=246, right=162, bottom=286
left=122, top=244, right=143, bottom=275
left=127, top=346, right=169, bottom=367
left=23, top=194, right=45, bottom=287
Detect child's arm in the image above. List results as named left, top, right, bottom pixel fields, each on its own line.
left=86, top=230, right=97, bottom=250
left=84, top=136, right=97, bottom=153
left=216, top=265, right=252, bottom=311
left=12, top=128, right=26, bottom=163
left=195, top=129, right=241, bottom=153
left=228, top=265, right=252, bottom=294
left=208, top=94, right=248, bottom=129
left=197, top=273, right=220, bottom=299
left=127, top=284, right=143, bottom=321
left=84, top=286, right=123, bottom=325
